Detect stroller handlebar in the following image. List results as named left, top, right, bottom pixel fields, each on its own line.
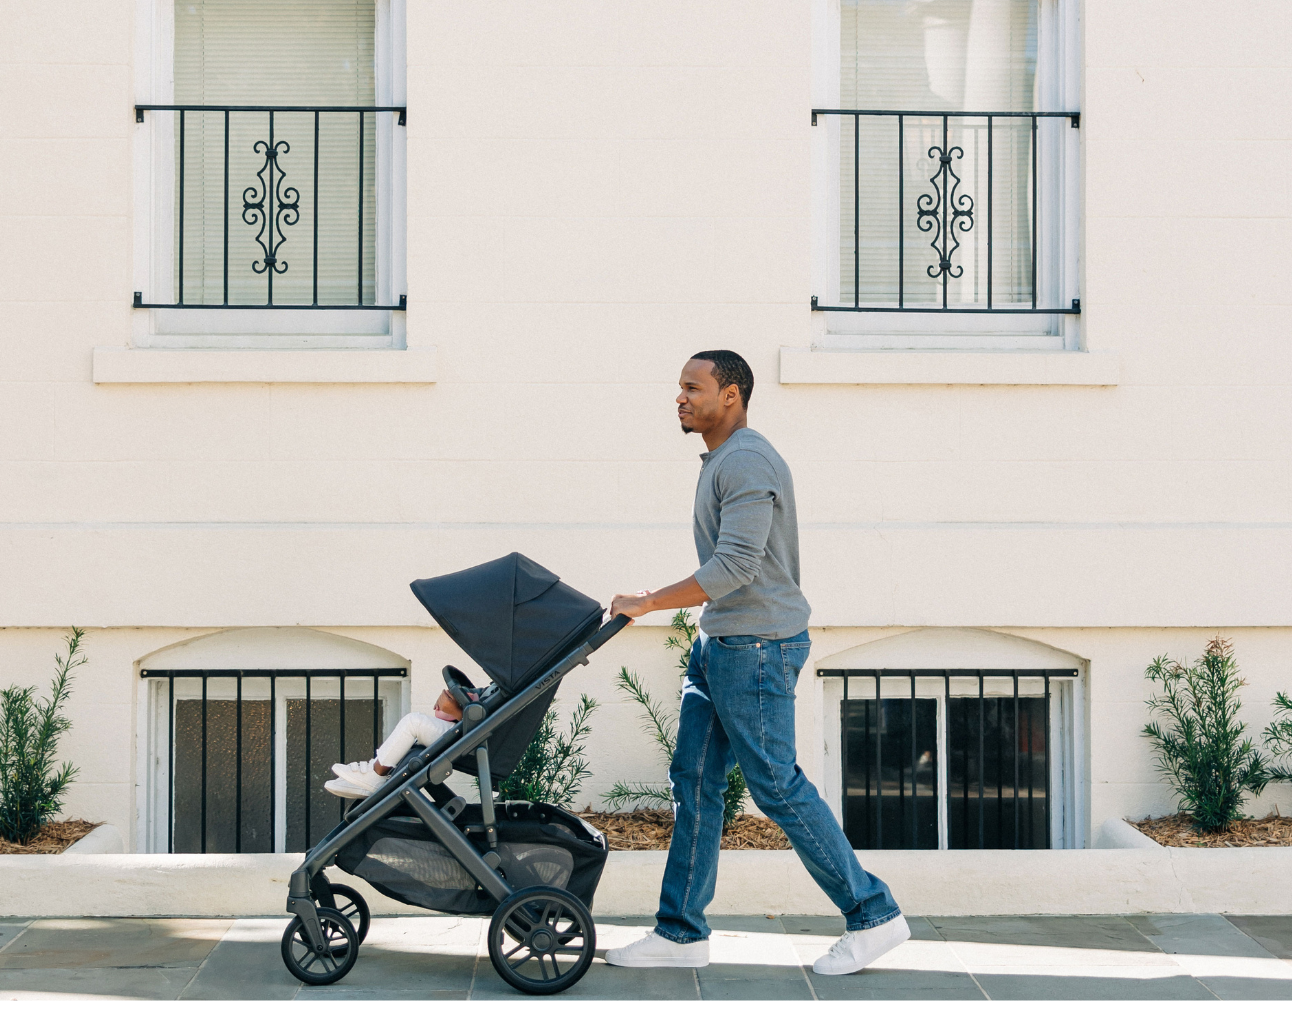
left=586, top=613, right=631, bottom=651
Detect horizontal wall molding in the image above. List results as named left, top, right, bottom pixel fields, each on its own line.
left=92, top=346, right=437, bottom=384
left=781, top=347, right=1121, bottom=386
left=3, top=522, right=1292, bottom=628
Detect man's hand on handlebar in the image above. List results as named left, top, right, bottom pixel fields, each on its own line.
left=609, top=576, right=710, bottom=621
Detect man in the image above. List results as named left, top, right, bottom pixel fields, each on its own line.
left=605, top=350, right=908, bottom=976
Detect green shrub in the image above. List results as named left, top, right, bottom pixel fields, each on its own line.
left=603, top=610, right=749, bottom=829
left=495, top=694, right=598, bottom=809
left=0, top=629, right=84, bottom=844
left=1142, top=636, right=1269, bottom=831
left=1264, top=692, right=1292, bottom=783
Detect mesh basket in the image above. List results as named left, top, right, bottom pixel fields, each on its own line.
left=334, top=801, right=608, bottom=916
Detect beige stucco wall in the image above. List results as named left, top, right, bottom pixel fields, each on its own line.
left=4, top=1, right=1292, bottom=850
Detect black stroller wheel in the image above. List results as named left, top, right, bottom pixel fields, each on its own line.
left=281, top=907, right=359, bottom=985
left=488, top=886, right=596, bottom=995
left=324, top=883, right=371, bottom=944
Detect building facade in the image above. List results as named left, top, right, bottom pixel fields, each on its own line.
left=3, top=0, right=1292, bottom=855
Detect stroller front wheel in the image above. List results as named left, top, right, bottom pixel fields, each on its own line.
left=281, top=907, right=359, bottom=985
left=322, top=883, right=371, bottom=944
left=488, top=886, right=596, bottom=995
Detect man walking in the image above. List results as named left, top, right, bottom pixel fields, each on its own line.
left=605, top=350, right=909, bottom=976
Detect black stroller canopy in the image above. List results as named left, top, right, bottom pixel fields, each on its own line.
left=410, top=553, right=604, bottom=694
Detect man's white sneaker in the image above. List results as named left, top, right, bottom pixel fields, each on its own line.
left=330, top=759, right=382, bottom=796
left=324, top=777, right=372, bottom=799
left=812, top=915, right=910, bottom=976
left=604, top=931, right=709, bottom=968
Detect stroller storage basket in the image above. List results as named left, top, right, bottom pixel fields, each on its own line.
left=335, top=801, right=608, bottom=916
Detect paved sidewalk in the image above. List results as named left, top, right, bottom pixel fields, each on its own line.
left=0, top=914, right=1290, bottom=1000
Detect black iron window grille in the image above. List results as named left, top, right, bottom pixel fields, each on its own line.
left=133, top=105, right=406, bottom=311
left=817, top=667, right=1078, bottom=850
left=811, top=109, right=1079, bottom=315
left=142, top=668, right=406, bottom=854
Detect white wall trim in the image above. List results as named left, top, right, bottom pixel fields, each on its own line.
left=780, top=346, right=1118, bottom=385
left=93, top=345, right=436, bottom=384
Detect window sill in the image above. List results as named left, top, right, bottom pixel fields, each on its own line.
left=93, top=346, right=437, bottom=384
left=779, top=347, right=1119, bottom=386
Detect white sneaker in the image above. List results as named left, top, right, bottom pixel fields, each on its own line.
left=330, top=759, right=382, bottom=796
left=604, top=931, right=709, bottom=968
left=324, top=777, right=372, bottom=799
left=812, top=915, right=910, bottom=976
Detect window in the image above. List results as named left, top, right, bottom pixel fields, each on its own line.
left=143, top=668, right=406, bottom=853
left=821, top=666, right=1084, bottom=850
left=812, top=0, right=1079, bottom=349
left=133, top=0, right=406, bottom=346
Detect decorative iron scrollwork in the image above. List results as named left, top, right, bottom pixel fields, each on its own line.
left=916, top=145, right=974, bottom=280
left=242, top=140, right=300, bottom=276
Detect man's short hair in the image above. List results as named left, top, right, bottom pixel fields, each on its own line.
left=690, top=349, right=754, bottom=408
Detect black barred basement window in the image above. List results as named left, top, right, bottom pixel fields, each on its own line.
left=143, top=669, right=406, bottom=853
left=819, top=668, right=1079, bottom=850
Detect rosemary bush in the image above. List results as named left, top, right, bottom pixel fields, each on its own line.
left=0, top=629, right=84, bottom=844
left=1142, top=637, right=1268, bottom=831
left=1265, top=691, right=1292, bottom=783
left=603, top=610, right=749, bottom=829
left=495, top=693, right=598, bottom=809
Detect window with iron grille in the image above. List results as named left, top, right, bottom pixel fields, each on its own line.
left=133, top=1, right=406, bottom=340
left=812, top=0, right=1079, bottom=348
left=142, top=669, right=406, bottom=853
left=819, top=668, right=1081, bottom=850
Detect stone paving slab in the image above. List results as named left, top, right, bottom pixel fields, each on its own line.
left=2, top=913, right=1291, bottom=999
left=928, top=914, right=1159, bottom=952
left=1227, top=915, right=1292, bottom=959
left=0, top=918, right=231, bottom=970
left=0, top=966, right=201, bottom=999
left=1131, top=913, right=1274, bottom=957
left=179, top=918, right=301, bottom=1001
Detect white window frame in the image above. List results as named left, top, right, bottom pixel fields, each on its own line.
left=823, top=670, right=1086, bottom=850
left=138, top=671, right=410, bottom=854
left=130, top=0, right=407, bottom=350
left=810, top=0, right=1081, bottom=352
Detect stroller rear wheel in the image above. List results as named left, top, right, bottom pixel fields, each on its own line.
left=488, top=886, right=596, bottom=995
left=281, top=907, right=359, bottom=985
left=322, top=883, right=371, bottom=944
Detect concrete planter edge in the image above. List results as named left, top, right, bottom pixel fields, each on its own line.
left=3, top=844, right=1292, bottom=919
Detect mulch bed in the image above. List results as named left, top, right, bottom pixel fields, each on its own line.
left=0, top=819, right=100, bottom=855
left=1131, top=811, right=1292, bottom=848
left=578, top=809, right=792, bottom=851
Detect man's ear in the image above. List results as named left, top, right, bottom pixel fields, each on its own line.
left=723, top=383, right=740, bottom=407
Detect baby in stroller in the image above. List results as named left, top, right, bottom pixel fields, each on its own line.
left=325, top=682, right=480, bottom=799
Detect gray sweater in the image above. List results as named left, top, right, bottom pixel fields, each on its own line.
left=692, top=428, right=811, bottom=640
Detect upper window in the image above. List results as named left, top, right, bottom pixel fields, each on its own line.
left=813, top=0, right=1079, bottom=348
left=134, top=0, right=406, bottom=344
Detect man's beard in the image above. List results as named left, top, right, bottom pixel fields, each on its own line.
left=680, top=424, right=693, bottom=434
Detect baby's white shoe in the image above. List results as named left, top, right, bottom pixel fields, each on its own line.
left=324, top=777, right=371, bottom=799
left=605, top=931, right=709, bottom=968
left=812, top=914, right=910, bottom=975
left=329, top=759, right=382, bottom=796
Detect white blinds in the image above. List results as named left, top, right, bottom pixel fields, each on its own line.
left=173, top=0, right=377, bottom=306
left=839, top=0, right=1038, bottom=308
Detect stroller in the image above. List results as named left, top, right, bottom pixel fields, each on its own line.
left=278, top=553, right=629, bottom=995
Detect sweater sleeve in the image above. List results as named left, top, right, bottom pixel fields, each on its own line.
left=693, top=450, right=778, bottom=602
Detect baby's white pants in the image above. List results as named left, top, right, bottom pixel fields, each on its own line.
left=375, top=712, right=454, bottom=768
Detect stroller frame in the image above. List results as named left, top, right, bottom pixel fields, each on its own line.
left=281, top=612, right=629, bottom=993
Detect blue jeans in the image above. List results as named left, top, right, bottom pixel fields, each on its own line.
left=654, top=631, right=901, bottom=943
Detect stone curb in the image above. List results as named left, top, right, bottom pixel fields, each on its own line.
left=63, top=824, right=125, bottom=855
left=4, top=845, right=1292, bottom=918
